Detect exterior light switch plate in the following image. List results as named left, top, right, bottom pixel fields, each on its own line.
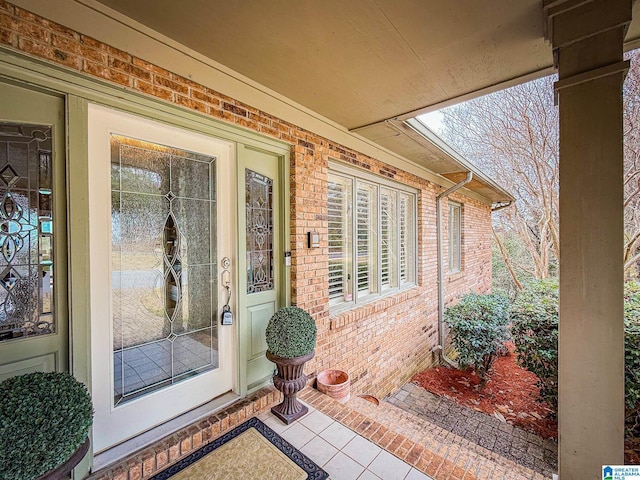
left=307, top=232, right=320, bottom=248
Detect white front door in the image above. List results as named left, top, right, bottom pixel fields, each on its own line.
left=88, top=105, right=236, bottom=453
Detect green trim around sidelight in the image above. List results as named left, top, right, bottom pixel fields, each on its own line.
left=0, top=81, right=69, bottom=376
left=66, top=95, right=93, bottom=480
left=237, top=143, right=290, bottom=396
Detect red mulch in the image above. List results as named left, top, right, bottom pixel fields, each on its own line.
left=627, top=438, right=640, bottom=464
left=411, top=343, right=558, bottom=439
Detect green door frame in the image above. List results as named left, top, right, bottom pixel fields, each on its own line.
left=0, top=46, right=291, bottom=475
left=237, top=144, right=288, bottom=395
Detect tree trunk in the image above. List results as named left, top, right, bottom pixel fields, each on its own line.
left=492, top=228, right=524, bottom=291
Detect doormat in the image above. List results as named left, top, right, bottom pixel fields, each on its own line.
left=150, top=417, right=329, bottom=480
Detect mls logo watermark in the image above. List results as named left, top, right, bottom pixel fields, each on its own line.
left=604, top=465, right=640, bottom=479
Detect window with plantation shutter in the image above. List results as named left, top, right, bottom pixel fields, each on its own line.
left=328, top=175, right=352, bottom=306
left=380, top=188, right=396, bottom=291
left=328, top=162, right=417, bottom=311
left=449, top=202, right=462, bottom=272
left=356, top=182, right=377, bottom=297
left=399, top=192, right=415, bottom=284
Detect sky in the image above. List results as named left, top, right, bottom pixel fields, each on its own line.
left=418, top=110, right=445, bottom=135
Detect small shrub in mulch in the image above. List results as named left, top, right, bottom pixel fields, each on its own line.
left=625, top=280, right=640, bottom=463
left=443, top=292, right=510, bottom=388
left=510, top=279, right=558, bottom=415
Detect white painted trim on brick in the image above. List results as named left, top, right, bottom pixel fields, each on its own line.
left=329, top=159, right=419, bottom=195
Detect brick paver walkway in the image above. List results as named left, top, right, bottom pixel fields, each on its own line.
left=301, top=387, right=551, bottom=480
left=387, top=384, right=557, bottom=477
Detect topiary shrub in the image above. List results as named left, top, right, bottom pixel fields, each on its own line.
left=443, top=292, right=510, bottom=388
left=510, top=279, right=559, bottom=414
left=0, top=371, right=93, bottom=480
left=265, top=306, right=317, bottom=358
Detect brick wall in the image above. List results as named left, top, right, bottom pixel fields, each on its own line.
left=0, top=1, right=492, bottom=399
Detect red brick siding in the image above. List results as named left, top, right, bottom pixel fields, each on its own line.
left=0, top=1, right=492, bottom=399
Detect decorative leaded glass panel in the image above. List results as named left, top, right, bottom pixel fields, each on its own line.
left=245, top=169, right=274, bottom=294
left=0, top=123, right=54, bottom=342
left=111, top=134, right=218, bottom=406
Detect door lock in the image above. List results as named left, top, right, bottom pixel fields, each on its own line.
left=220, top=257, right=233, bottom=325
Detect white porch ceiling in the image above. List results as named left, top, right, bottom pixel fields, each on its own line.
left=91, top=0, right=640, bottom=202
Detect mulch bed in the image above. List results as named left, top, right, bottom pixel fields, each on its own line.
left=412, top=343, right=640, bottom=463
left=411, top=343, right=557, bottom=439
left=627, top=438, right=640, bottom=464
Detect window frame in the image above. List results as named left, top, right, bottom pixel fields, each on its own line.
left=448, top=201, right=462, bottom=273
left=328, top=161, right=418, bottom=312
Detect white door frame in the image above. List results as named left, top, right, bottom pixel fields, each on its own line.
left=88, top=104, right=237, bottom=453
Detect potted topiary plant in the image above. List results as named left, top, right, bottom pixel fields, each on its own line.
left=266, top=306, right=317, bottom=424
left=0, top=371, right=93, bottom=480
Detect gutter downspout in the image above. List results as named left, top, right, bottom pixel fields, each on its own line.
left=435, top=172, right=473, bottom=368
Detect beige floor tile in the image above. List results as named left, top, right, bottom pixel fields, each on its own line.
left=405, top=467, right=434, bottom=480
left=300, top=410, right=335, bottom=434
left=357, top=470, right=382, bottom=480
left=262, top=413, right=292, bottom=435
left=324, top=452, right=366, bottom=480
left=342, top=436, right=382, bottom=467
left=320, top=421, right=358, bottom=450
left=280, top=422, right=316, bottom=449
left=368, top=450, right=411, bottom=480
left=300, top=436, right=339, bottom=467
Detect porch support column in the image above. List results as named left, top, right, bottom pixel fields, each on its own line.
left=545, top=0, right=632, bottom=477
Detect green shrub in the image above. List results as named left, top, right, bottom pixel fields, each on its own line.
left=510, top=279, right=640, bottom=428
left=443, top=292, right=510, bottom=387
left=265, top=306, right=317, bottom=358
left=0, top=372, right=93, bottom=480
left=625, top=280, right=640, bottom=436
left=510, top=279, right=559, bottom=414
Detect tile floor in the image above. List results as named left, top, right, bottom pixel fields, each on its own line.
left=258, top=401, right=434, bottom=480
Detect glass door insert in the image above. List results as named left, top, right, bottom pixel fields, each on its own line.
left=111, top=134, right=218, bottom=406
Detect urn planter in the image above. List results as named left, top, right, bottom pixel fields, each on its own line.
left=265, top=306, right=317, bottom=425
left=267, top=350, right=315, bottom=424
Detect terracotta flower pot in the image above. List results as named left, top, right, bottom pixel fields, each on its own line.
left=266, top=350, right=315, bottom=424
left=317, top=369, right=350, bottom=403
